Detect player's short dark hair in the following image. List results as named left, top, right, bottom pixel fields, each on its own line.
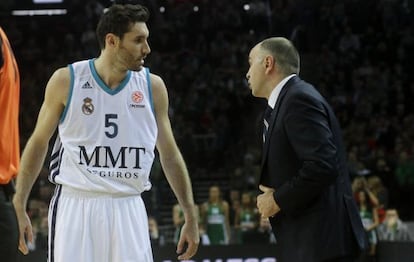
left=96, top=4, right=150, bottom=49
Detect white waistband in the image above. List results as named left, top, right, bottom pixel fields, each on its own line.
left=59, top=185, right=141, bottom=199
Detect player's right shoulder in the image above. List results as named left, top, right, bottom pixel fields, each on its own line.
left=51, top=66, right=71, bottom=84
left=45, top=66, right=71, bottom=105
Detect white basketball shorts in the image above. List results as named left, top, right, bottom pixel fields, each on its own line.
left=47, top=185, right=153, bottom=262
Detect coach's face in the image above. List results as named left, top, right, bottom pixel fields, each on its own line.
left=246, top=44, right=267, bottom=98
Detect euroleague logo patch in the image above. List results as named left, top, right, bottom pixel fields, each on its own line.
left=82, top=97, right=94, bottom=115
left=130, top=91, right=145, bottom=108
left=131, top=91, right=144, bottom=103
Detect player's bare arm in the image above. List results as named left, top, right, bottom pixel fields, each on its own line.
left=12, top=67, right=70, bottom=254
left=173, top=204, right=184, bottom=227
left=151, top=73, right=199, bottom=260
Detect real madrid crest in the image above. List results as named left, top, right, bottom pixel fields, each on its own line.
left=82, top=97, right=94, bottom=115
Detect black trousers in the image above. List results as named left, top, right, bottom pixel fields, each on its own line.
left=0, top=182, right=19, bottom=262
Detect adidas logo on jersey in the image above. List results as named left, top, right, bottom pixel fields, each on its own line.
left=82, top=81, right=93, bottom=89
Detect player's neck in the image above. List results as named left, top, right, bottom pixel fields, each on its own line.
left=93, top=57, right=129, bottom=90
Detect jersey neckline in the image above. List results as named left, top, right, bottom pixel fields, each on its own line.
left=89, top=59, right=131, bottom=95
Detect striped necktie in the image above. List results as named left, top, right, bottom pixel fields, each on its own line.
left=263, top=105, right=273, bottom=142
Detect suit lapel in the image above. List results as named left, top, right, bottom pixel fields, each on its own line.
left=261, top=76, right=300, bottom=168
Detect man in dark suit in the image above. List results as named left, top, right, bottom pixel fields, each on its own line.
left=248, top=37, right=368, bottom=262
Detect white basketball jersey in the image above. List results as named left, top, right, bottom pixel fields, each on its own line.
left=49, top=59, right=158, bottom=195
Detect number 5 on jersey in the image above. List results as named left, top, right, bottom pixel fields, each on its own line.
left=105, top=114, right=118, bottom=138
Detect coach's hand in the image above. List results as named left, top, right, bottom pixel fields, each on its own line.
left=176, top=218, right=199, bottom=260
left=257, top=184, right=280, bottom=218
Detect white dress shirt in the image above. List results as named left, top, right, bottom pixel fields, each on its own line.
left=268, top=74, right=296, bottom=109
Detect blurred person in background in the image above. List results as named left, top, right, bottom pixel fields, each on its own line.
left=352, top=176, right=379, bottom=207
left=355, top=190, right=379, bottom=260
left=395, top=150, right=414, bottom=219
left=201, top=185, right=230, bottom=245
left=367, top=175, right=388, bottom=223
left=377, top=208, right=412, bottom=242
left=233, top=191, right=259, bottom=244
left=148, top=216, right=165, bottom=247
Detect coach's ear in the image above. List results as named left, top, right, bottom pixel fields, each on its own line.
left=263, top=55, right=275, bottom=74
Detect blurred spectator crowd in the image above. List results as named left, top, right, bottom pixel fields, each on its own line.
left=1, top=0, right=414, bottom=256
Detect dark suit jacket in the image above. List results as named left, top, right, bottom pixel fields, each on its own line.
left=260, top=76, right=368, bottom=262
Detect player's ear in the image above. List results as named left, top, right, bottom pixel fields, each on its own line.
left=106, top=33, right=119, bottom=48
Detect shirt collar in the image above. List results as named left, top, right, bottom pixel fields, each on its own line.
left=268, top=74, right=296, bottom=109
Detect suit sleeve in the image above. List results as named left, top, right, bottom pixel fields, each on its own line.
left=273, top=92, right=339, bottom=215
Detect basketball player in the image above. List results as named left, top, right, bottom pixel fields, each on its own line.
left=0, top=26, right=20, bottom=262
left=12, top=4, right=199, bottom=262
left=201, top=185, right=230, bottom=245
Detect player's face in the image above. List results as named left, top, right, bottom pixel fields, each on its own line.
left=118, top=22, right=151, bottom=71
left=241, top=193, right=251, bottom=205
left=209, top=186, right=220, bottom=200
left=246, top=45, right=266, bottom=98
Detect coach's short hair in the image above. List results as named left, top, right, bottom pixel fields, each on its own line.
left=260, top=37, right=300, bottom=76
